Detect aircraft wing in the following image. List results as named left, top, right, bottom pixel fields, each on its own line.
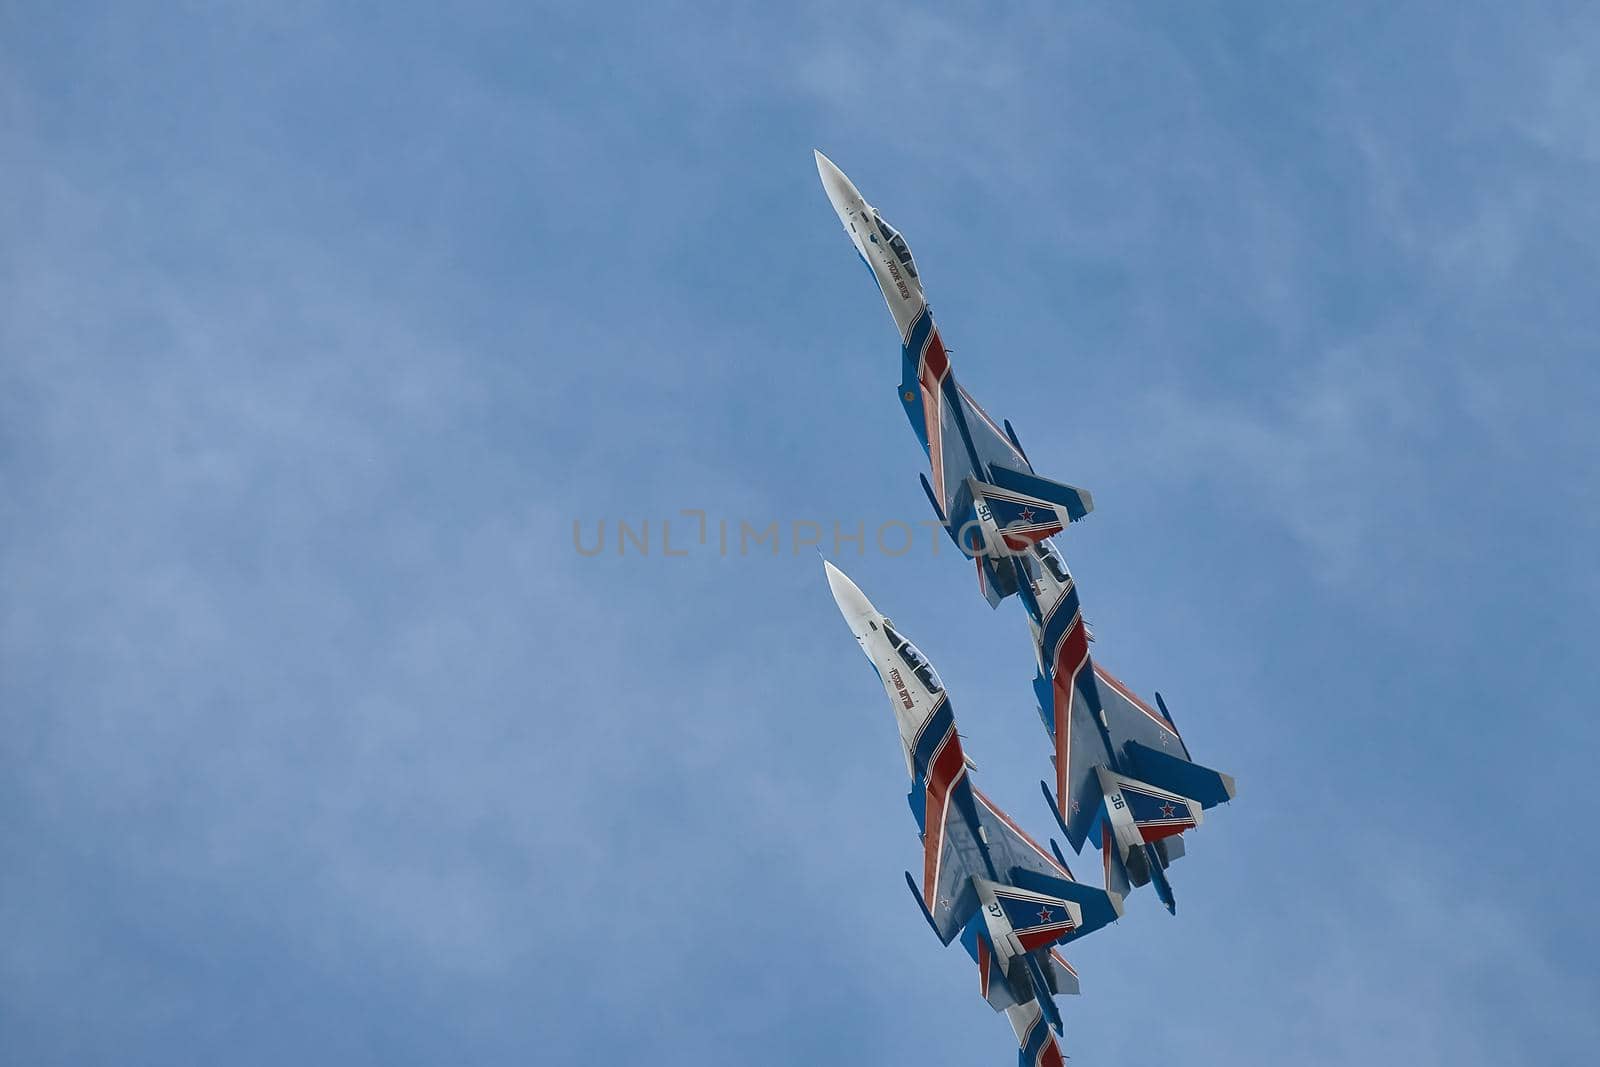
left=973, top=786, right=1076, bottom=885
left=1094, top=664, right=1238, bottom=812
left=955, top=381, right=1032, bottom=482
left=912, top=795, right=985, bottom=945
left=974, top=787, right=1124, bottom=945
left=1091, top=664, right=1190, bottom=761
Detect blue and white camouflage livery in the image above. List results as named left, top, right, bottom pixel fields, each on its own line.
left=814, top=153, right=1236, bottom=914
left=1013, top=540, right=1236, bottom=913
left=824, top=561, right=1121, bottom=1067
left=816, top=151, right=1094, bottom=609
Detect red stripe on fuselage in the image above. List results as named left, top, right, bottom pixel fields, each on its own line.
left=922, top=725, right=968, bottom=911
left=1038, top=574, right=1073, bottom=635
left=919, top=328, right=950, bottom=512
left=1051, top=615, right=1091, bottom=822
left=977, top=937, right=991, bottom=999
left=921, top=384, right=944, bottom=508
left=920, top=328, right=950, bottom=383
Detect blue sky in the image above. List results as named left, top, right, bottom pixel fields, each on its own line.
left=4, top=3, right=1599, bottom=1064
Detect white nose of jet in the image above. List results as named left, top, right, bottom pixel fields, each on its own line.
left=822, top=559, right=878, bottom=636
left=814, top=149, right=865, bottom=220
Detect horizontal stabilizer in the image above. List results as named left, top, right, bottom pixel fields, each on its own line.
left=985, top=464, right=1094, bottom=523
left=1090, top=767, right=1204, bottom=847
left=987, top=882, right=1083, bottom=954
left=1089, top=768, right=1194, bottom=913
left=1089, top=770, right=1189, bottom=914
left=1124, top=740, right=1237, bottom=810
left=976, top=489, right=1067, bottom=550
left=1004, top=868, right=1123, bottom=942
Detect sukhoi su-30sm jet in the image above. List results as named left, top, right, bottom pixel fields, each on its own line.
left=815, top=149, right=1094, bottom=608
left=815, top=153, right=1236, bottom=913
left=823, top=560, right=1122, bottom=1067
left=1011, top=538, right=1235, bottom=914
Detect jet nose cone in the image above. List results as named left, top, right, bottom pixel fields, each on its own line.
left=822, top=559, right=876, bottom=632
left=814, top=149, right=864, bottom=215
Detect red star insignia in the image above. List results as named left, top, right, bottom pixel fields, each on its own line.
left=1037, top=906, right=1054, bottom=923
left=1019, top=506, right=1037, bottom=523
left=1159, top=801, right=1177, bottom=818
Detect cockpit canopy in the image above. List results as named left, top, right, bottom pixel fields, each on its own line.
left=872, top=212, right=919, bottom=279
left=1034, top=541, right=1071, bottom=584
left=881, top=621, right=943, bottom=692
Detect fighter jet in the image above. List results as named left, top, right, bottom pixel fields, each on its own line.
left=815, top=150, right=1094, bottom=608
left=815, top=152, right=1235, bottom=913
left=823, top=560, right=1122, bottom=1067
left=1009, top=539, right=1237, bottom=914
